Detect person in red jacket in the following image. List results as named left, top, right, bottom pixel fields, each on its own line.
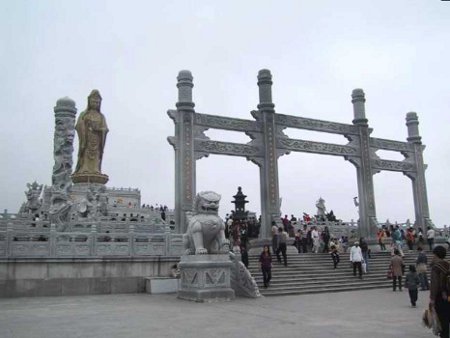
left=259, top=245, right=273, bottom=288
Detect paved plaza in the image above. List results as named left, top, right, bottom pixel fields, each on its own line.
left=0, top=288, right=430, bottom=338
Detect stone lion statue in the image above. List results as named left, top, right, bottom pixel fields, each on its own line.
left=184, top=191, right=229, bottom=255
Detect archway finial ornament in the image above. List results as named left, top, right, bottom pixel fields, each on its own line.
left=168, top=70, right=433, bottom=239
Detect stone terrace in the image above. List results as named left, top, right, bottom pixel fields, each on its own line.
left=0, top=289, right=430, bottom=338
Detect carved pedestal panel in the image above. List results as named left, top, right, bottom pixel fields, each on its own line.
left=178, top=254, right=235, bottom=302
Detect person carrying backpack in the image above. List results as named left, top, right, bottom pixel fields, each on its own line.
left=392, top=226, right=404, bottom=257
left=429, top=245, right=450, bottom=338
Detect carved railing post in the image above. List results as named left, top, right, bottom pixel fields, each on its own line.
left=404, top=112, right=433, bottom=230
left=50, top=223, right=57, bottom=257
left=6, top=223, right=13, bottom=257
left=90, top=224, right=97, bottom=256
left=257, top=69, right=281, bottom=238
left=168, top=70, right=196, bottom=234
left=129, top=224, right=135, bottom=257
left=351, top=89, right=378, bottom=239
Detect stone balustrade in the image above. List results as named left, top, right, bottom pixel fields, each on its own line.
left=0, top=225, right=184, bottom=259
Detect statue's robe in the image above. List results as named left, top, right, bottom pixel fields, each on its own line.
left=74, top=109, right=108, bottom=174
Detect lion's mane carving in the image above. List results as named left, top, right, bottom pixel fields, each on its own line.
left=183, top=191, right=229, bottom=255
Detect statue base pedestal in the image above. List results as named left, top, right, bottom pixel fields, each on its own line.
left=72, top=173, right=109, bottom=184
left=178, top=254, right=235, bottom=302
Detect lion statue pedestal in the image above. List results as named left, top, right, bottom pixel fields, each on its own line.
left=177, top=191, right=259, bottom=302
left=178, top=254, right=235, bottom=302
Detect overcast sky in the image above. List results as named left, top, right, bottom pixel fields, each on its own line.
left=1, top=0, right=449, bottom=227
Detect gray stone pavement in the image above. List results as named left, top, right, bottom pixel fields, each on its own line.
left=0, top=288, right=430, bottom=338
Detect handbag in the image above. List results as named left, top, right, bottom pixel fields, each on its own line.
left=362, top=260, right=367, bottom=274
left=417, top=263, right=427, bottom=274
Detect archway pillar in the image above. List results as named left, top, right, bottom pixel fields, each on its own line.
left=350, top=89, right=378, bottom=239
left=256, top=70, right=281, bottom=238
left=168, top=71, right=196, bottom=234
left=404, top=112, right=433, bottom=230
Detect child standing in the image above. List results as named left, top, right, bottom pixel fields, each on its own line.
left=331, top=245, right=340, bottom=269
left=405, top=264, right=420, bottom=307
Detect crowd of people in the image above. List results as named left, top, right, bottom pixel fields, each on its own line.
left=376, top=224, right=437, bottom=254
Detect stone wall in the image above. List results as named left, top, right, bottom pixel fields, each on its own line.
left=0, top=257, right=179, bottom=297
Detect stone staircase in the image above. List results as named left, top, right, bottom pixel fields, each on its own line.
left=247, top=249, right=432, bottom=297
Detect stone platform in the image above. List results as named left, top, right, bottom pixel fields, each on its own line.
left=0, top=289, right=430, bottom=338
left=178, top=254, right=235, bottom=302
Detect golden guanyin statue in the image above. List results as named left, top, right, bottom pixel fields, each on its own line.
left=72, top=90, right=109, bottom=184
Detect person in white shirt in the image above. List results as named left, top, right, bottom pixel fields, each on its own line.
left=311, top=226, right=320, bottom=253
left=426, top=226, right=435, bottom=251
left=350, top=241, right=363, bottom=279
left=276, top=227, right=288, bottom=266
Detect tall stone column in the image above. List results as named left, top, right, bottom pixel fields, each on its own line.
left=404, top=112, right=433, bottom=229
left=257, top=69, right=281, bottom=238
left=173, top=70, right=196, bottom=234
left=52, top=97, right=77, bottom=192
left=351, top=89, right=378, bottom=239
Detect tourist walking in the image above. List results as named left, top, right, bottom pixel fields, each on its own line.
left=427, top=226, right=435, bottom=251
left=392, top=225, right=404, bottom=257
left=377, top=228, right=386, bottom=251
left=406, top=227, right=415, bottom=251
left=322, top=226, right=331, bottom=253
left=276, top=227, right=288, bottom=266
left=429, top=245, right=450, bottom=338
left=391, top=249, right=404, bottom=291
left=405, top=265, right=420, bottom=307
left=311, top=226, right=320, bottom=253
left=240, top=243, right=249, bottom=268
left=360, top=237, right=370, bottom=273
left=294, top=229, right=302, bottom=253
left=416, top=246, right=429, bottom=290
left=417, top=227, right=425, bottom=247
left=271, top=221, right=278, bottom=254
left=259, top=245, right=272, bottom=288
left=331, top=245, right=340, bottom=269
left=350, top=241, right=363, bottom=279
left=301, top=230, right=308, bottom=253
left=306, top=228, right=312, bottom=252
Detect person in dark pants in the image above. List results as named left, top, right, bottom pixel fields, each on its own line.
left=427, top=226, right=435, bottom=251
left=391, top=249, right=404, bottom=291
left=240, top=244, right=249, bottom=268
left=350, top=241, right=363, bottom=279
left=430, top=245, right=450, bottom=338
left=360, top=237, right=370, bottom=273
left=276, top=227, right=288, bottom=266
left=331, top=245, right=340, bottom=269
left=271, top=221, right=278, bottom=254
left=405, top=265, right=420, bottom=307
left=416, top=246, right=429, bottom=290
left=259, top=245, right=272, bottom=288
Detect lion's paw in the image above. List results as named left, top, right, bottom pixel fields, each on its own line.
left=195, top=248, right=208, bottom=255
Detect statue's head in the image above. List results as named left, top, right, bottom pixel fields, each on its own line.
left=88, top=90, right=102, bottom=111
left=194, top=191, right=221, bottom=215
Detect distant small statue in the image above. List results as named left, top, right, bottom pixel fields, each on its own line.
left=326, top=210, right=337, bottom=222
left=96, top=186, right=109, bottom=217
left=184, top=191, right=230, bottom=255
left=72, top=90, right=109, bottom=184
left=49, top=191, right=73, bottom=230
left=316, top=197, right=326, bottom=221
left=22, top=181, right=43, bottom=213
left=78, top=187, right=96, bottom=219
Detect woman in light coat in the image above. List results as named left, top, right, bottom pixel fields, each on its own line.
left=391, top=249, right=404, bottom=291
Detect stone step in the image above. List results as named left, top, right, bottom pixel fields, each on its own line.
left=245, top=251, right=431, bottom=296
left=259, top=283, right=393, bottom=296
